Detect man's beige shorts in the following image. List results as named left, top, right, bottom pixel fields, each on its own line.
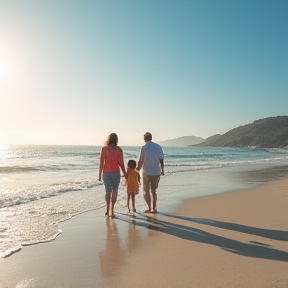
left=143, top=173, right=161, bottom=193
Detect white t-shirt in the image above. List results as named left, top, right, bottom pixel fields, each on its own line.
left=139, top=141, right=164, bottom=175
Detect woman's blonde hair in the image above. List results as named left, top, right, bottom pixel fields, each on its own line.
left=104, top=133, right=118, bottom=146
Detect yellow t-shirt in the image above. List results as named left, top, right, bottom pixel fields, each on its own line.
left=126, top=168, right=140, bottom=193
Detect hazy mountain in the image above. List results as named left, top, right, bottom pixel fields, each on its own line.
left=189, top=134, right=222, bottom=146
left=158, top=136, right=204, bottom=147
left=196, top=116, right=288, bottom=148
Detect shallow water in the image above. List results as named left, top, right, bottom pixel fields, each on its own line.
left=0, top=145, right=288, bottom=258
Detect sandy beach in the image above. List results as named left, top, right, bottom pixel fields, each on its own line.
left=0, top=167, right=288, bottom=288
left=111, top=176, right=288, bottom=288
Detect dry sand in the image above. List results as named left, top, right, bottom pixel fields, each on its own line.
left=109, top=177, right=288, bottom=288
left=0, top=169, right=287, bottom=288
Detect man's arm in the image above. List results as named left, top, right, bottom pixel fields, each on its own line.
left=158, top=145, right=164, bottom=176
left=136, top=147, right=143, bottom=171
left=136, top=159, right=143, bottom=171
left=160, top=159, right=164, bottom=175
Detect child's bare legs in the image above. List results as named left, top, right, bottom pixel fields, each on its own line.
left=127, top=193, right=131, bottom=213
left=131, top=194, right=136, bottom=214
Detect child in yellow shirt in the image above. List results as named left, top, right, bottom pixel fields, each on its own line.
left=126, top=160, right=141, bottom=215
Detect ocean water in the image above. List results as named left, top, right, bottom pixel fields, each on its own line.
left=0, top=144, right=288, bottom=258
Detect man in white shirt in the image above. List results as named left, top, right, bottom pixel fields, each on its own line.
left=137, top=132, right=164, bottom=213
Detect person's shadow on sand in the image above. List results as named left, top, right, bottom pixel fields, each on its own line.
left=116, top=212, right=288, bottom=262
left=157, top=212, right=288, bottom=242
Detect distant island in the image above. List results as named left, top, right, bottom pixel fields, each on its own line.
left=159, top=116, right=288, bottom=148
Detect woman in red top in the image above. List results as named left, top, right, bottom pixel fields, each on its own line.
left=98, top=133, right=126, bottom=218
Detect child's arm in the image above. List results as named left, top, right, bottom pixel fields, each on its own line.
left=125, top=168, right=130, bottom=179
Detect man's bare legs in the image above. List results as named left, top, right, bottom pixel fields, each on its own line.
left=143, top=174, right=159, bottom=213
left=144, top=190, right=151, bottom=212
left=151, top=190, right=157, bottom=212
left=144, top=190, right=157, bottom=212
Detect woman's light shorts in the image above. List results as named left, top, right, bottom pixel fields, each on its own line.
left=103, top=172, right=121, bottom=194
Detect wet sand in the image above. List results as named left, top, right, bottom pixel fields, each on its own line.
left=0, top=166, right=288, bottom=288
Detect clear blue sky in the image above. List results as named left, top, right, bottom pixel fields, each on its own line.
left=0, top=0, right=287, bottom=146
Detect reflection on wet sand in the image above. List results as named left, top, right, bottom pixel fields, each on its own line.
left=99, top=217, right=125, bottom=286
left=127, top=219, right=141, bottom=252
left=99, top=215, right=143, bottom=287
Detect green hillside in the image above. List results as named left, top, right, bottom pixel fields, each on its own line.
left=197, top=116, right=288, bottom=148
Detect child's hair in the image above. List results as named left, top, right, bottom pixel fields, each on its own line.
left=127, top=159, right=137, bottom=169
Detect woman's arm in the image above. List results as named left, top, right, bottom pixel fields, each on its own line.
left=118, top=148, right=127, bottom=178
left=98, top=147, right=105, bottom=181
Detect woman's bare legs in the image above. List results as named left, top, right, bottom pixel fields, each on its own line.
left=105, top=193, right=110, bottom=215
left=110, top=191, right=118, bottom=218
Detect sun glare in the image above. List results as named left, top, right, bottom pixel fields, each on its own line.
left=0, top=55, right=5, bottom=84
left=0, top=145, right=11, bottom=161
left=0, top=63, right=3, bottom=84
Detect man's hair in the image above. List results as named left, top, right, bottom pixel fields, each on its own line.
left=104, top=133, right=118, bottom=146
left=144, top=132, right=152, bottom=141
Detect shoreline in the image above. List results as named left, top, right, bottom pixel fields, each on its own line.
left=0, top=165, right=288, bottom=287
